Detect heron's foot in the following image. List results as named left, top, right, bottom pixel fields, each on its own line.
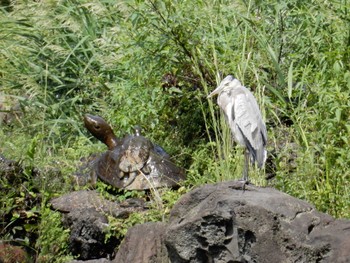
left=228, top=180, right=250, bottom=191
left=238, top=179, right=250, bottom=191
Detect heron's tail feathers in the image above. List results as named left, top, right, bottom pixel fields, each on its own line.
left=255, top=148, right=267, bottom=168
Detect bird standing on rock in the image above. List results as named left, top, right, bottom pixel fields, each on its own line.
left=207, top=75, right=267, bottom=182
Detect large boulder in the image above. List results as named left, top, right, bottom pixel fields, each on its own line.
left=50, top=190, right=147, bottom=260
left=165, top=181, right=350, bottom=263
left=114, top=181, right=350, bottom=263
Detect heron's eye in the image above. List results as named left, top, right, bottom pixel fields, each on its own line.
left=94, top=124, right=100, bottom=130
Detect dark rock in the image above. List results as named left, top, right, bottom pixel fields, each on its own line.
left=50, top=190, right=147, bottom=260
left=50, top=190, right=146, bottom=218
left=113, top=222, right=168, bottom=263
left=308, top=219, right=350, bottom=263
left=164, top=180, right=350, bottom=263
left=58, top=181, right=350, bottom=262
left=63, top=208, right=117, bottom=260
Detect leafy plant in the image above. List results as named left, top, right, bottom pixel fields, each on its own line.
left=35, top=207, right=72, bottom=263
left=1, top=0, right=350, bottom=261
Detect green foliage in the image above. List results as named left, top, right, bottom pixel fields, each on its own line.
left=106, top=186, right=186, bottom=242
left=35, top=207, right=72, bottom=263
left=1, top=0, right=350, bottom=261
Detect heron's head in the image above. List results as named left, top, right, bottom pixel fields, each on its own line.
left=207, top=75, right=242, bottom=98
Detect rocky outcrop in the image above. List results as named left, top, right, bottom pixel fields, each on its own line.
left=50, top=190, right=146, bottom=218
left=114, top=181, right=350, bottom=263
left=50, top=190, right=147, bottom=260
left=113, top=222, right=168, bottom=263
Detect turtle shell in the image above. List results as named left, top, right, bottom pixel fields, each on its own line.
left=122, top=151, right=186, bottom=190
left=83, top=115, right=185, bottom=190
left=118, top=133, right=153, bottom=173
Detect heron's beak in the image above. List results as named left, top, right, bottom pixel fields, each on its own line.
left=207, top=85, right=223, bottom=98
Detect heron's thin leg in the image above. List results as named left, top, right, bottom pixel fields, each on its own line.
left=242, top=149, right=249, bottom=182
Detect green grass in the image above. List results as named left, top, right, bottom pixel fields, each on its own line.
left=1, top=0, right=350, bottom=261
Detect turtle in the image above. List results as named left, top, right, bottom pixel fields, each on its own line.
left=83, top=114, right=185, bottom=190
left=84, top=114, right=126, bottom=187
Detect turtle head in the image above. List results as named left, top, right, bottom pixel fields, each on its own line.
left=84, top=114, right=118, bottom=150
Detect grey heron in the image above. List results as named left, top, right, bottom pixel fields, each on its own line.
left=207, top=75, right=267, bottom=182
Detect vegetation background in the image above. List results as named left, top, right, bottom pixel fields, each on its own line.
left=0, top=0, right=349, bottom=261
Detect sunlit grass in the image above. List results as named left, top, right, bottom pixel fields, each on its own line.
left=1, top=0, right=350, bottom=261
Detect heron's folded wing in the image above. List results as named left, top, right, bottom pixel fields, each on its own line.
left=233, top=92, right=267, bottom=166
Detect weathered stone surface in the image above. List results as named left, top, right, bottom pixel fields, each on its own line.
left=164, top=181, right=350, bottom=263
left=64, top=208, right=117, bottom=260
left=58, top=181, right=350, bottom=263
left=308, top=219, right=350, bottom=263
left=50, top=190, right=146, bottom=218
left=113, top=222, right=168, bottom=263
left=50, top=190, right=147, bottom=260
